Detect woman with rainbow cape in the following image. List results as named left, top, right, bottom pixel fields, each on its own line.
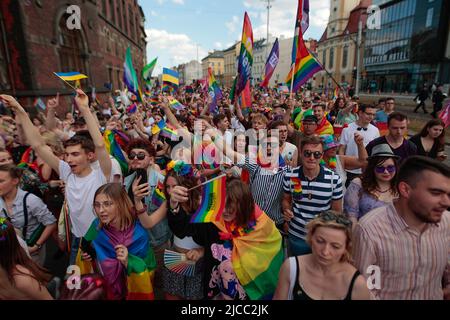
left=77, top=182, right=168, bottom=300
left=168, top=178, right=284, bottom=300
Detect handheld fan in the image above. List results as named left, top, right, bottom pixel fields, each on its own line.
left=163, top=249, right=196, bottom=277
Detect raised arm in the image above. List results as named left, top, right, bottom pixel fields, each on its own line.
left=341, top=133, right=368, bottom=170
left=75, top=89, right=111, bottom=180
left=0, top=95, right=60, bottom=174
left=45, top=93, right=59, bottom=131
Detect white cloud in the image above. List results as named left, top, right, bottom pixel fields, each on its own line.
left=225, top=15, right=240, bottom=34
left=150, top=10, right=157, bottom=17
left=172, top=0, right=184, bottom=4
left=146, top=29, right=207, bottom=74
left=214, top=42, right=223, bottom=49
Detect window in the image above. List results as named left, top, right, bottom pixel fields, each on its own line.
left=329, top=48, right=334, bottom=69
left=426, top=8, right=434, bottom=28
left=342, top=45, right=348, bottom=68
left=109, top=0, right=115, bottom=22
left=129, top=5, right=135, bottom=40
left=58, top=14, right=86, bottom=74
left=102, top=0, right=107, bottom=16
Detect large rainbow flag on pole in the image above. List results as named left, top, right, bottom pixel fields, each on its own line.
left=123, top=47, right=140, bottom=98
left=190, top=175, right=226, bottom=223
left=78, top=219, right=156, bottom=300
left=213, top=205, right=284, bottom=300
left=207, top=67, right=223, bottom=113
left=235, top=12, right=254, bottom=98
left=286, top=0, right=322, bottom=92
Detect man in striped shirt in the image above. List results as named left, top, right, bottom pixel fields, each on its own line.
left=353, top=156, right=450, bottom=300
left=282, top=136, right=343, bottom=256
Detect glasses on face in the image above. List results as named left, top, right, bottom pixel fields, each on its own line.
left=364, top=112, right=376, bottom=117
left=94, top=201, right=114, bottom=210
left=129, top=152, right=147, bottom=160
left=375, top=165, right=396, bottom=174
left=303, top=150, right=323, bottom=159
left=318, top=211, right=352, bottom=227
left=304, top=101, right=312, bottom=104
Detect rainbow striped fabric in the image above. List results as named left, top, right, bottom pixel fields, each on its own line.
left=193, top=139, right=219, bottom=169
left=315, top=117, right=334, bottom=136
left=376, top=122, right=389, bottom=136
left=286, top=0, right=321, bottom=92
left=103, top=129, right=128, bottom=175
left=190, top=175, right=226, bottom=223
left=207, top=67, right=223, bottom=113
left=126, top=103, right=137, bottom=114
left=169, top=98, right=186, bottom=111
left=213, top=206, right=284, bottom=300
left=151, top=181, right=166, bottom=207
left=235, top=12, right=253, bottom=98
left=79, top=219, right=156, bottom=300
left=17, top=147, right=38, bottom=172
left=290, top=177, right=303, bottom=199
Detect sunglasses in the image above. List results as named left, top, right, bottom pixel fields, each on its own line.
left=129, top=152, right=147, bottom=160
left=318, top=211, right=352, bottom=227
left=375, top=165, right=396, bottom=174
left=303, top=150, right=323, bottom=159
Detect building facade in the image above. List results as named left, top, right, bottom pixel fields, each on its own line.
left=363, top=0, right=450, bottom=93
left=252, top=39, right=267, bottom=85
left=223, top=42, right=241, bottom=87
left=0, top=0, right=146, bottom=109
left=183, top=60, right=202, bottom=85
left=201, top=50, right=224, bottom=85
left=315, top=0, right=370, bottom=91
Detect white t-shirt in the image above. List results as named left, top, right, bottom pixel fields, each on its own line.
left=59, top=160, right=109, bottom=237
left=91, top=156, right=123, bottom=181
left=340, top=122, right=380, bottom=174
left=281, top=142, right=298, bottom=161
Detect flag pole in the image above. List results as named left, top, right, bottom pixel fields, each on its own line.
left=188, top=174, right=226, bottom=191
left=53, top=72, right=78, bottom=91
left=289, top=62, right=295, bottom=99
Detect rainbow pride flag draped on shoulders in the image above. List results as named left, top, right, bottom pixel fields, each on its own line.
left=315, top=117, right=334, bottom=136
left=78, top=219, right=156, bottom=300
left=213, top=206, right=284, bottom=300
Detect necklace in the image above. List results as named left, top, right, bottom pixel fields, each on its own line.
left=375, top=187, right=391, bottom=193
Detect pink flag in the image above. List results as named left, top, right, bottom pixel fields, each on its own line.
left=439, top=100, right=450, bottom=128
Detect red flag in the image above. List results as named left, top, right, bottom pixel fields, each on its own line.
left=439, top=100, right=450, bottom=128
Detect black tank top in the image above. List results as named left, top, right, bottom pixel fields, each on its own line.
left=292, top=257, right=360, bottom=300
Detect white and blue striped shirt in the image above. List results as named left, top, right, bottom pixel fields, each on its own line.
left=283, top=166, right=343, bottom=240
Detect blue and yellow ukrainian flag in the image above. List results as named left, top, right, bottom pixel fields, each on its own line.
left=54, top=72, right=88, bottom=81
left=162, top=68, right=179, bottom=92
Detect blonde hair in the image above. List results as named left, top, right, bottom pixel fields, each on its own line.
left=306, top=211, right=353, bottom=263
left=94, top=183, right=134, bottom=231
left=42, top=132, right=64, bottom=156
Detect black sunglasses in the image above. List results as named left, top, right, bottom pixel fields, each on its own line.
left=318, top=211, right=352, bottom=227
left=303, top=150, right=323, bottom=159
left=129, top=152, right=147, bottom=160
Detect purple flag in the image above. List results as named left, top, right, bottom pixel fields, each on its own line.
left=260, top=39, right=279, bottom=88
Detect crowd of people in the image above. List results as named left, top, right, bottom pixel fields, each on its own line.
left=0, top=82, right=448, bottom=300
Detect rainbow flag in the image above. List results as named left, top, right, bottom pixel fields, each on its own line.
left=286, top=1, right=321, bottom=92
left=207, top=67, right=223, bottom=113
left=315, top=117, right=334, bottom=136
left=376, top=122, right=389, bottom=136
left=54, top=72, right=88, bottom=81
left=169, top=98, right=186, bottom=111
left=333, top=87, right=339, bottom=102
left=151, top=181, right=166, bottom=207
left=149, top=96, right=159, bottom=105
left=160, top=126, right=178, bottom=140
left=291, top=177, right=302, bottom=198
left=142, top=57, right=157, bottom=85
left=80, top=219, right=156, bottom=300
left=17, top=147, right=38, bottom=172
left=190, top=175, right=226, bottom=223
left=213, top=206, right=284, bottom=300
left=193, top=139, right=219, bottom=169
left=123, top=47, right=139, bottom=98
left=104, top=129, right=128, bottom=175
left=235, top=12, right=253, bottom=98
left=162, top=68, right=179, bottom=92
left=34, top=98, right=46, bottom=111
